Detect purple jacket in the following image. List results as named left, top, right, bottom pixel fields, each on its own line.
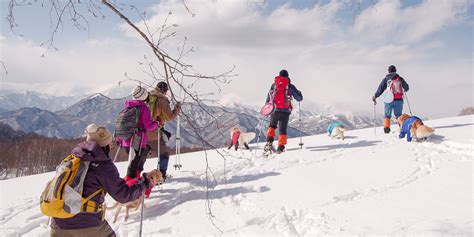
left=119, top=100, right=158, bottom=149
left=51, top=141, right=148, bottom=230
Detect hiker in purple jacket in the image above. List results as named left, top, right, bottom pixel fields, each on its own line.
left=118, top=86, right=159, bottom=198
left=50, top=124, right=161, bottom=237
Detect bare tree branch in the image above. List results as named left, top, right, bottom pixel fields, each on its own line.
left=0, top=61, right=8, bottom=79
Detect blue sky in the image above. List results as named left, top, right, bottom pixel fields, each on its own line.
left=0, top=0, right=472, bottom=118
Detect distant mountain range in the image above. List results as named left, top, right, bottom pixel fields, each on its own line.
left=0, top=90, right=83, bottom=112
left=0, top=90, right=382, bottom=148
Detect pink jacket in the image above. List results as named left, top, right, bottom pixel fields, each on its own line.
left=120, top=100, right=158, bottom=149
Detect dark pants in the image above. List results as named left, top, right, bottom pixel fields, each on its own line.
left=156, top=129, right=171, bottom=177
left=227, top=140, right=239, bottom=150
left=51, top=221, right=115, bottom=237
left=125, top=145, right=151, bottom=178
left=159, top=154, right=170, bottom=177
left=269, top=111, right=290, bottom=135
left=228, top=141, right=250, bottom=150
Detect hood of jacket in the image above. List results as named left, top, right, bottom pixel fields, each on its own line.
left=71, top=141, right=110, bottom=162
left=385, top=72, right=399, bottom=79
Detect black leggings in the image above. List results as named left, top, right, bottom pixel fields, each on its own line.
left=125, top=145, right=151, bottom=178
left=269, top=111, right=290, bottom=135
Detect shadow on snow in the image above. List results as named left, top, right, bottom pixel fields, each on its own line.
left=306, top=140, right=382, bottom=151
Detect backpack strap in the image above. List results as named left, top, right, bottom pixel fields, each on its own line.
left=81, top=188, right=105, bottom=219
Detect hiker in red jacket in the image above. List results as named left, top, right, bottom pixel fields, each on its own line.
left=228, top=127, right=241, bottom=151
left=264, top=70, right=303, bottom=153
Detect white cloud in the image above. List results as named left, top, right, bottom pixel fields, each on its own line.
left=0, top=36, right=147, bottom=96
left=2, top=0, right=472, bottom=118
left=353, top=0, right=471, bottom=44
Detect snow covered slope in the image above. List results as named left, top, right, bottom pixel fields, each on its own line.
left=1, top=115, right=472, bottom=236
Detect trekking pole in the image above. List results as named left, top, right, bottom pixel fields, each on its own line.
left=113, top=144, right=121, bottom=163
left=174, top=114, right=182, bottom=170
left=174, top=80, right=184, bottom=170
left=405, top=91, right=413, bottom=115
left=138, top=190, right=145, bottom=237
left=298, top=102, right=304, bottom=149
left=156, top=128, right=161, bottom=171
left=373, top=102, right=377, bottom=136
left=255, top=115, right=263, bottom=149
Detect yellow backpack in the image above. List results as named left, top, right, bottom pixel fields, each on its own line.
left=40, top=154, right=105, bottom=219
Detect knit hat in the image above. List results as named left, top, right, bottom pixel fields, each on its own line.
left=85, top=124, right=113, bottom=147
left=132, top=85, right=149, bottom=101
left=156, top=81, right=169, bottom=93
left=279, top=69, right=289, bottom=77
left=388, top=65, right=397, bottom=73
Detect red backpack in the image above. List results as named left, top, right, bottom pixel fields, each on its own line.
left=272, top=76, right=292, bottom=109
left=389, top=76, right=404, bottom=100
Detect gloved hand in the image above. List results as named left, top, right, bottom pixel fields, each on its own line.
left=142, top=169, right=162, bottom=188
left=161, top=128, right=172, bottom=140
left=297, top=90, right=303, bottom=98
left=372, top=95, right=377, bottom=105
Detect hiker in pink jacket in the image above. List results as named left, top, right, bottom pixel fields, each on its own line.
left=118, top=86, right=158, bottom=197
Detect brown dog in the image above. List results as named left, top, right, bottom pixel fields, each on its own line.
left=109, top=195, right=146, bottom=223
left=410, top=122, right=435, bottom=141
left=397, top=114, right=435, bottom=141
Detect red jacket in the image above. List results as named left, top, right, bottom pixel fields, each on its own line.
left=232, top=131, right=241, bottom=144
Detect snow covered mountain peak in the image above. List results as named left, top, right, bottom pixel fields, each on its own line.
left=58, top=93, right=113, bottom=117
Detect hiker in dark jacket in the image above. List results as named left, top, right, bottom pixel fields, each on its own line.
left=50, top=124, right=161, bottom=237
left=372, top=65, right=409, bottom=133
left=118, top=85, right=158, bottom=197
left=264, top=69, right=303, bottom=153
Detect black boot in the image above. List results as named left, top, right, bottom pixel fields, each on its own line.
left=384, top=127, right=391, bottom=134
left=160, top=169, right=167, bottom=183
left=276, top=145, right=285, bottom=153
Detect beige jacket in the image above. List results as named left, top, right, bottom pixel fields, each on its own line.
left=149, top=89, right=180, bottom=122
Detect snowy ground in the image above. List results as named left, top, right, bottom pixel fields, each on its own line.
left=1, top=115, right=473, bottom=236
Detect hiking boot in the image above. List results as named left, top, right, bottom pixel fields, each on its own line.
left=384, top=127, right=391, bottom=134
left=276, top=145, right=285, bottom=153
left=159, top=170, right=167, bottom=182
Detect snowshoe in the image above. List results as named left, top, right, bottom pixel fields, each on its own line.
left=263, top=142, right=274, bottom=157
